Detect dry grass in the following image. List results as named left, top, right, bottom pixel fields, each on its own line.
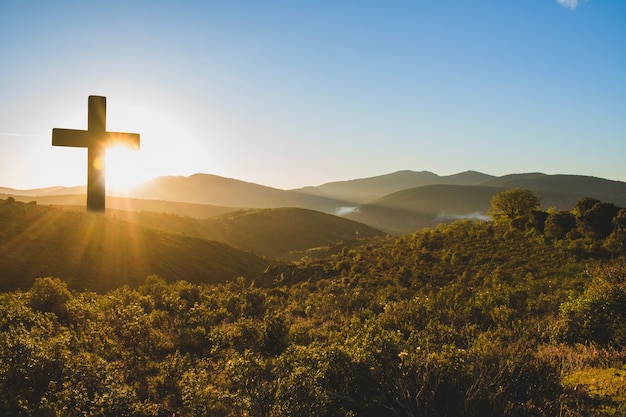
left=562, top=367, right=626, bottom=416
left=538, top=343, right=626, bottom=416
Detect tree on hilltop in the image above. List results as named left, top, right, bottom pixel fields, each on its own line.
left=489, top=188, right=540, bottom=225
left=576, top=201, right=620, bottom=240
left=545, top=211, right=577, bottom=240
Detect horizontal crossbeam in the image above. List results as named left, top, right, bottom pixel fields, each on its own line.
left=52, top=128, right=140, bottom=149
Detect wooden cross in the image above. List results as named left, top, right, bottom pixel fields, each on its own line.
left=52, top=96, right=140, bottom=212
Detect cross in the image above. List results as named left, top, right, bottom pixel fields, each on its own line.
left=52, top=96, right=140, bottom=212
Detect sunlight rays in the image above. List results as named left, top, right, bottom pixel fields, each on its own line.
left=0, top=198, right=153, bottom=293
left=105, top=146, right=145, bottom=193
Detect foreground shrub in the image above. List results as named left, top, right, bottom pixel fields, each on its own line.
left=558, top=263, right=626, bottom=347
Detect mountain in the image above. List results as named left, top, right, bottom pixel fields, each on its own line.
left=1, top=174, right=351, bottom=215
left=0, top=198, right=273, bottom=293
left=110, top=207, right=385, bottom=261
left=4, top=170, right=626, bottom=236
left=0, top=170, right=497, bottom=213
left=128, top=173, right=350, bottom=213
left=293, top=170, right=495, bottom=204
left=480, top=173, right=626, bottom=208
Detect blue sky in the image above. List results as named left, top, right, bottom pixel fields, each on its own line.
left=0, top=0, right=624, bottom=190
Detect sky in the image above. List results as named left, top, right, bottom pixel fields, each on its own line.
left=0, top=0, right=625, bottom=191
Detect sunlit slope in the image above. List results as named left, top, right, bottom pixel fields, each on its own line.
left=110, top=207, right=385, bottom=261
left=0, top=185, right=86, bottom=196
left=0, top=193, right=237, bottom=218
left=0, top=198, right=272, bottom=293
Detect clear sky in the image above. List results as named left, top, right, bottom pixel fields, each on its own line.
left=0, top=0, right=625, bottom=191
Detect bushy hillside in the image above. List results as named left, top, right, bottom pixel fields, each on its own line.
left=2, top=215, right=626, bottom=416
left=0, top=198, right=272, bottom=293
left=112, top=207, right=385, bottom=260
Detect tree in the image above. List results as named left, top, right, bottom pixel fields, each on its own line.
left=559, top=263, right=626, bottom=347
left=572, top=197, right=600, bottom=217
left=528, top=210, right=549, bottom=233
left=577, top=202, right=621, bottom=240
left=544, top=211, right=577, bottom=240
left=605, top=208, right=626, bottom=255
left=489, top=189, right=540, bottom=224
left=28, top=277, right=72, bottom=320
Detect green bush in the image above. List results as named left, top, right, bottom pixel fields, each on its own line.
left=558, top=263, right=626, bottom=347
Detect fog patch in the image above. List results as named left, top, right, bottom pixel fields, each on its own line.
left=335, top=206, right=357, bottom=216
left=435, top=212, right=491, bottom=222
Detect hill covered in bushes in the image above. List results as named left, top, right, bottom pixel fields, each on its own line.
left=110, top=206, right=384, bottom=261
left=2, top=191, right=626, bottom=416
left=0, top=198, right=272, bottom=293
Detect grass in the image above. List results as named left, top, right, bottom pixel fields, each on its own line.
left=562, top=367, right=626, bottom=416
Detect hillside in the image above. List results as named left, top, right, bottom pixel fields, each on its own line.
left=1, top=193, right=238, bottom=218
left=3, top=215, right=626, bottom=415
left=111, top=207, right=385, bottom=260
left=0, top=198, right=272, bottom=293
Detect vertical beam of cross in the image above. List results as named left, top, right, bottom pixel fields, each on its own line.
left=52, top=96, right=140, bottom=212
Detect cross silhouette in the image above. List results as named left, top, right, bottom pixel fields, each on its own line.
left=52, top=96, right=140, bottom=212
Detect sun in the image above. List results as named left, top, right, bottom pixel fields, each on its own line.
left=105, top=144, right=147, bottom=194
left=101, top=97, right=211, bottom=195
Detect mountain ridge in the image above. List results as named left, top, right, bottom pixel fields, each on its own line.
left=4, top=170, right=626, bottom=235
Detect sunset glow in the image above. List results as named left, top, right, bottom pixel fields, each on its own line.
left=0, top=1, right=625, bottom=190
left=105, top=145, right=144, bottom=192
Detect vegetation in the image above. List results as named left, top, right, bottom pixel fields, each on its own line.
left=0, top=198, right=272, bottom=293
left=489, top=188, right=540, bottom=223
left=110, top=207, right=384, bottom=261
left=1, top=191, right=626, bottom=416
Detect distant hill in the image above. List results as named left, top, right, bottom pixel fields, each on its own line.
left=0, top=170, right=497, bottom=213
left=293, top=170, right=495, bottom=204
left=1, top=174, right=349, bottom=214
left=0, top=185, right=85, bottom=196
left=0, top=198, right=272, bottom=293
left=109, top=207, right=385, bottom=261
left=4, top=170, right=626, bottom=235
left=128, top=173, right=349, bottom=213
left=480, top=173, right=626, bottom=208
